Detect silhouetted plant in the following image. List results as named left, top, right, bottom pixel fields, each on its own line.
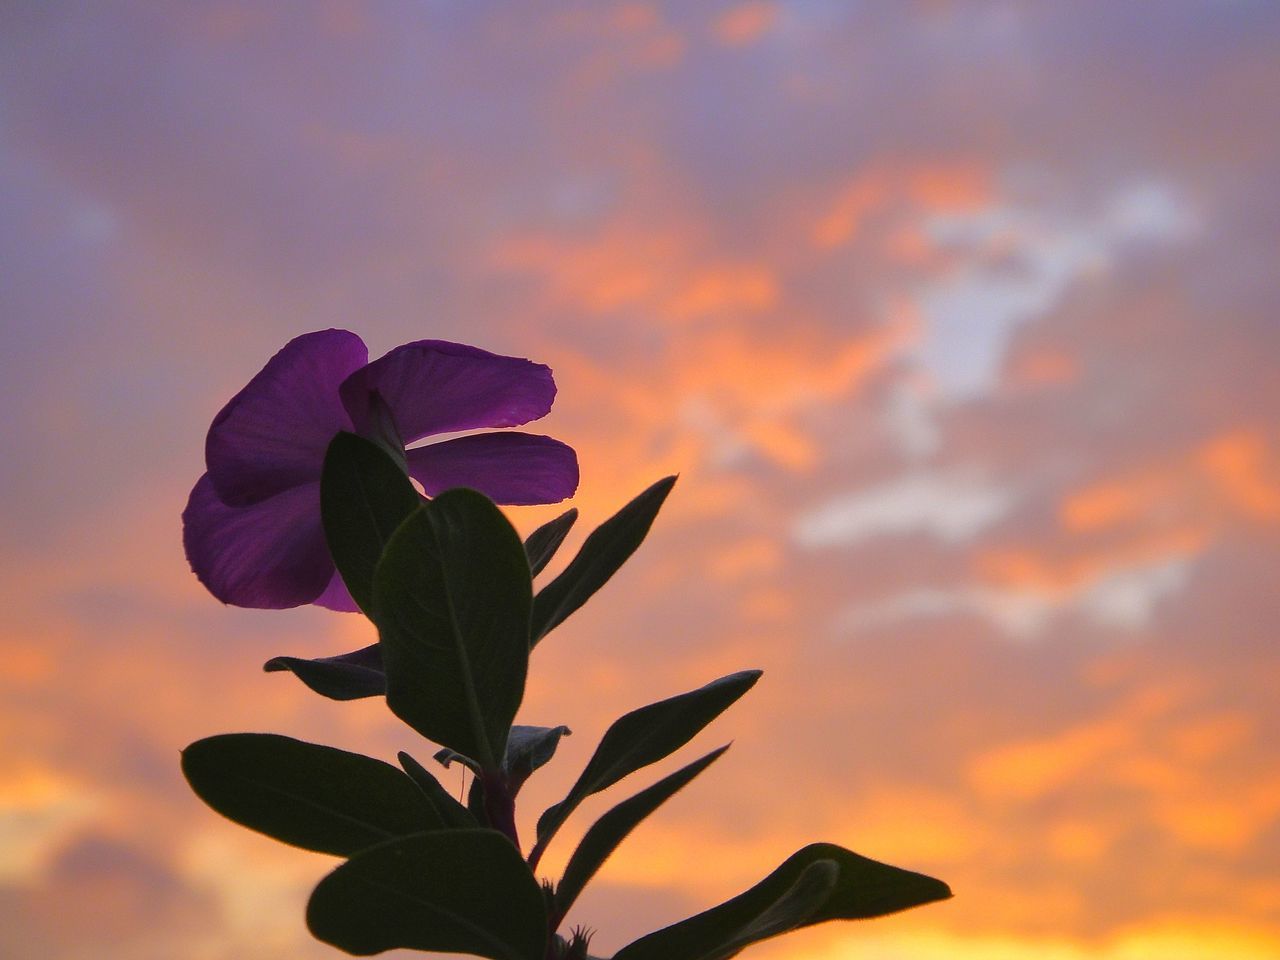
left=182, top=333, right=950, bottom=959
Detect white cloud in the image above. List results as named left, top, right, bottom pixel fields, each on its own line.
left=883, top=382, right=941, bottom=460
left=793, top=468, right=1017, bottom=548
left=836, top=553, right=1196, bottom=641
left=914, top=178, right=1197, bottom=404
left=882, top=177, right=1199, bottom=457
left=1075, top=552, right=1192, bottom=629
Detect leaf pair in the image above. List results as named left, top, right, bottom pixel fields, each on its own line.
left=524, top=671, right=761, bottom=939
left=182, top=736, right=538, bottom=958
left=532, top=671, right=762, bottom=868
left=180, top=733, right=448, bottom=857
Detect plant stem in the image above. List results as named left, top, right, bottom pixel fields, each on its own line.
left=527, top=834, right=548, bottom=872
left=481, top=771, right=521, bottom=852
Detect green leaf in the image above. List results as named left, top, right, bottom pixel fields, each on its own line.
left=373, top=489, right=532, bottom=771
left=531, top=476, right=675, bottom=644
left=524, top=508, right=578, bottom=578
left=532, top=670, right=760, bottom=863
left=181, top=734, right=441, bottom=856
left=263, top=644, right=385, bottom=701
left=308, top=829, right=547, bottom=960
left=397, top=751, right=479, bottom=829
left=555, top=745, right=728, bottom=918
left=321, top=432, right=422, bottom=614
left=613, top=844, right=952, bottom=960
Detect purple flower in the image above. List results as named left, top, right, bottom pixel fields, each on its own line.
left=183, top=330, right=578, bottom=611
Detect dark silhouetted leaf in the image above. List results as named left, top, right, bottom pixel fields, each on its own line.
left=555, top=745, right=728, bottom=918
left=307, top=829, right=547, bottom=960
left=613, top=844, right=952, bottom=960
left=696, top=860, right=839, bottom=960
left=434, top=745, right=481, bottom=775
left=531, top=476, right=675, bottom=644
left=181, top=734, right=440, bottom=856
left=263, top=644, right=384, bottom=701
left=532, top=670, right=760, bottom=863
left=321, top=432, right=422, bottom=614
left=398, top=751, right=478, bottom=829
left=373, top=489, right=532, bottom=771
left=524, top=509, right=578, bottom=578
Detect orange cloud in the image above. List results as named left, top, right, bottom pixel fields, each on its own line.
left=665, top=263, right=780, bottom=322
left=1154, top=772, right=1280, bottom=854
left=906, top=164, right=991, bottom=213
left=968, top=672, right=1278, bottom=867
left=1009, top=349, right=1079, bottom=387
left=974, top=529, right=1207, bottom=597
left=706, top=535, right=782, bottom=583
left=0, top=766, right=100, bottom=881
left=812, top=171, right=889, bottom=248
left=1198, top=430, right=1280, bottom=521
left=1060, top=429, right=1280, bottom=534
left=547, top=2, right=687, bottom=97
left=558, top=320, right=906, bottom=485
left=497, top=226, right=779, bottom=325
left=1060, top=471, right=1177, bottom=533
left=811, top=161, right=993, bottom=250
left=714, top=2, right=779, bottom=47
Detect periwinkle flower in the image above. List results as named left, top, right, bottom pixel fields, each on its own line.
left=183, top=329, right=578, bottom=611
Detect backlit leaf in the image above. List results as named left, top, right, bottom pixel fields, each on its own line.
left=532, top=671, right=759, bottom=863
left=531, top=476, right=675, bottom=644
left=374, top=490, right=532, bottom=771
left=308, top=829, right=546, bottom=959
left=613, top=844, right=952, bottom=960
left=181, top=733, right=440, bottom=856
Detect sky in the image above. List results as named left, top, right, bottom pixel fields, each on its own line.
left=2, top=1, right=1279, bottom=958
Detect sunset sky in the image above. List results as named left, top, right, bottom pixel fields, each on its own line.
left=3, top=2, right=1279, bottom=958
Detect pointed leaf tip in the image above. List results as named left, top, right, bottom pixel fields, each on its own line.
left=531, top=475, right=677, bottom=644
left=398, top=751, right=479, bottom=829
left=614, top=843, right=950, bottom=960
left=532, top=670, right=759, bottom=866
left=524, top=508, right=579, bottom=578
left=263, top=644, right=385, bottom=701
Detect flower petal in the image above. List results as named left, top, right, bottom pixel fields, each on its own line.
left=406, top=432, right=579, bottom=505
left=183, top=474, right=333, bottom=609
left=206, top=329, right=368, bottom=505
left=313, top=569, right=361, bottom=613
left=340, top=340, right=556, bottom=445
